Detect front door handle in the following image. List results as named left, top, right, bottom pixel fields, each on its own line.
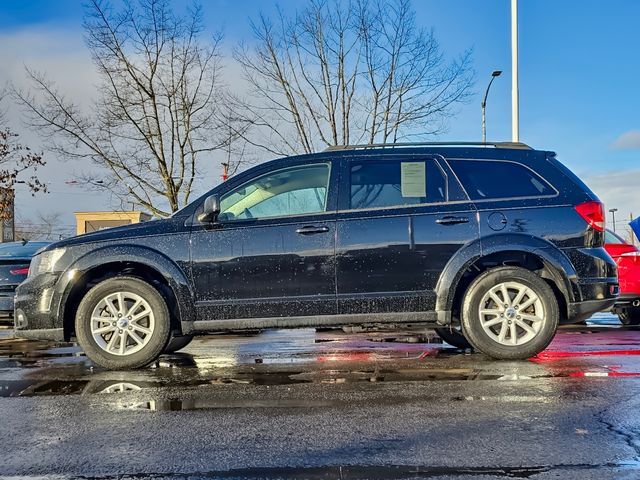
left=295, top=225, right=330, bottom=235
left=436, top=216, right=470, bottom=225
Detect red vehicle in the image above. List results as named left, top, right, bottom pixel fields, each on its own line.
left=605, top=229, right=640, bottom=324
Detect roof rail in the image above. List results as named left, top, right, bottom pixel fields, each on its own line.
left=323, top=141, right=532, bottom=152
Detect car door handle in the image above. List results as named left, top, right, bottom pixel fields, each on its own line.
left=295, top=225, right=330, bottom=235
left=436, top=216, right=470, bottom=225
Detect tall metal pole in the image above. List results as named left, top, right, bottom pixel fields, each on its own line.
left=481, top=71, right=502, bottom=143
left=610, top=208, right=618, bottom=232
left=511, top=0, right=519, bottom=142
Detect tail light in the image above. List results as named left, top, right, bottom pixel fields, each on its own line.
left=10, top=267, right=29, bottom=275
left=575, top=201, right=605, bottom=232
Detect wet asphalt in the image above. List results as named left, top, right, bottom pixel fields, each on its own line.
left=3, top=315, right=640, bottom=479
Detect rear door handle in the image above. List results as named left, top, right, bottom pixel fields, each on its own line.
left=436, top=216, right=470, bottom=225
left=295, top=225, right=330, bottom=235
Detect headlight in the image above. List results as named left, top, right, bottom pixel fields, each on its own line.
left=28, top=248, right=67, bottom=277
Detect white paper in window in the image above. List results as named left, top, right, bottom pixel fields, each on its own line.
left=400, top=162, right=426, bottom=197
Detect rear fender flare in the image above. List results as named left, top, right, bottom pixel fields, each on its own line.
left=435, top=234, right=577, bottom=323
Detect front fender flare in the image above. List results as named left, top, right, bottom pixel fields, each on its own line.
left=55, top=245, right=194, bottom=331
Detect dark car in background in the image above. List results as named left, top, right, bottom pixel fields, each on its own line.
left=0, top=241, right=49, bottom=317
left=14, top=142, right=618, bottom=369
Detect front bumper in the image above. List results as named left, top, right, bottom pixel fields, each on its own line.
left=13, top=272, right=64, bottom=339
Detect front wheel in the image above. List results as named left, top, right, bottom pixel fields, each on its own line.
left=75, top=277, right=171, bottom=370
left=461, top=267, right=559, bottom=360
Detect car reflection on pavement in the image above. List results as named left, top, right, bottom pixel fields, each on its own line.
left=2, top=312, right=640, bottom=405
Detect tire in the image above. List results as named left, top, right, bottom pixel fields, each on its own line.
left=75, top=276, right=171, bottom=370
left=434, top=326, right=472, bottom=349
left=619, top=307, right=640, bottom=326
left=164, top=335, right=194, bottom=353
left=460, top=266, right=559, bottom=360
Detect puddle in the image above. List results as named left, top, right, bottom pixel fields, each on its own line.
left=124, top=397, right=338, bottom=411
left=8, top=362, right=635, bottom=398
left=5, top=319, right=640, bottom=399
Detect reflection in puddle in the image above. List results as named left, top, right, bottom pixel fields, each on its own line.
left=122, top=398, right=338, bottom=411
left=5, top=320, right=640, bottom=400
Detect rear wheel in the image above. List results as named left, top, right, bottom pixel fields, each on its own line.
left=434, top=326, right=472, bottom=349
left=619, top=307, right=640, bottom=326
left=461, top=267, right=559, bottom=360
left=164, top=335, right=194, bottom=353
left=75, top=277, right=171, bottom=370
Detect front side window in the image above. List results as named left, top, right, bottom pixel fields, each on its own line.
left=350, top=158, right=446, bottom=210
left=448, top=159, right=555, bottom=200
left=219, top=164, right=330, bottom=220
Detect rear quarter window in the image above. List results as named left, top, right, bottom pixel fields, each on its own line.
left=448, top=159, right=556, bottom=200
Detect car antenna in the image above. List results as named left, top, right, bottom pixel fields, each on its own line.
left=21, top=238, right=28, bottom=246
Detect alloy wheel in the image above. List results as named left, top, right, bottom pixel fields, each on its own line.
left=90, top=291, right=155, bottom=356
left=478, top=281, right=545, bottom=346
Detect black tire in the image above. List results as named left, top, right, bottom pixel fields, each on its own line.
left=164, top=335, right=194, bottom=353
left=619, top=307, right=640, bottom=326
left=461, top=266, right=559, bottom=360
left=434, top=326, right=472, bottom=349
left=75, top=276, right=171, bottom=370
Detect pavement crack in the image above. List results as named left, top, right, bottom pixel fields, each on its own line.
left=595, top=393, right=640, bottom=461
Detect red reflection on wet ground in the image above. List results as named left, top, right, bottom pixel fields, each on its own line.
left=528, top=329, right=640, bottom=378
left=534, top=349, right=640, bottom=360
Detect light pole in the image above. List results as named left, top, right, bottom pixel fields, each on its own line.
left=511, top=0, right=519, bottom=142
left=609, top=208, right=618, bottom=232
left=482, top=70, right=502, bottom=143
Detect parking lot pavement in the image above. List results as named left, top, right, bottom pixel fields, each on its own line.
left=3, top=313, right=640, bottom=479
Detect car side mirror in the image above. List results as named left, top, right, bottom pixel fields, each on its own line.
left=197, top=194, right=221, bottom=223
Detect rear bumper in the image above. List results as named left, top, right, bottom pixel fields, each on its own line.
left=562, top=246, right=619, bottom=323
left=567, top=298, right=617, bottom=324
left=0, top=295, right=14, bottom=312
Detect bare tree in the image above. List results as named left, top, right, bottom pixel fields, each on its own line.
left=14, top=0, right=227, bottom=217
left=232, top=0, right=474, bottom=156
left=14, top=212, right=64, bottom=241
left=0, top=92, right=47, bottom=220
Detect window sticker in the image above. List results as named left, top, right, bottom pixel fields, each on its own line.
left=400, top=162, right=426, bottom=197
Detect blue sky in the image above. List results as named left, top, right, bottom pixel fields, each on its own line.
left=1, top=0, right=639, bottom=234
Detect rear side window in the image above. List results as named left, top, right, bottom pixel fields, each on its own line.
left=350, top=158, right=446, bottom=209
left=448, top=159, right=555, bottom=200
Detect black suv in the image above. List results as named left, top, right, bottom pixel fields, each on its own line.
left=14, top=142, right=618, bottom=369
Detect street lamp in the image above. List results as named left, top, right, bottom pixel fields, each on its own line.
left=609, top=208, right=618, bottom=232
left=481, top=70, right=502, bottom=143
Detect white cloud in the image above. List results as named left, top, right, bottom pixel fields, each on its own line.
left=611, top=130, right=640, bottom=150
left=584, top=170, right=640, bottom=234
